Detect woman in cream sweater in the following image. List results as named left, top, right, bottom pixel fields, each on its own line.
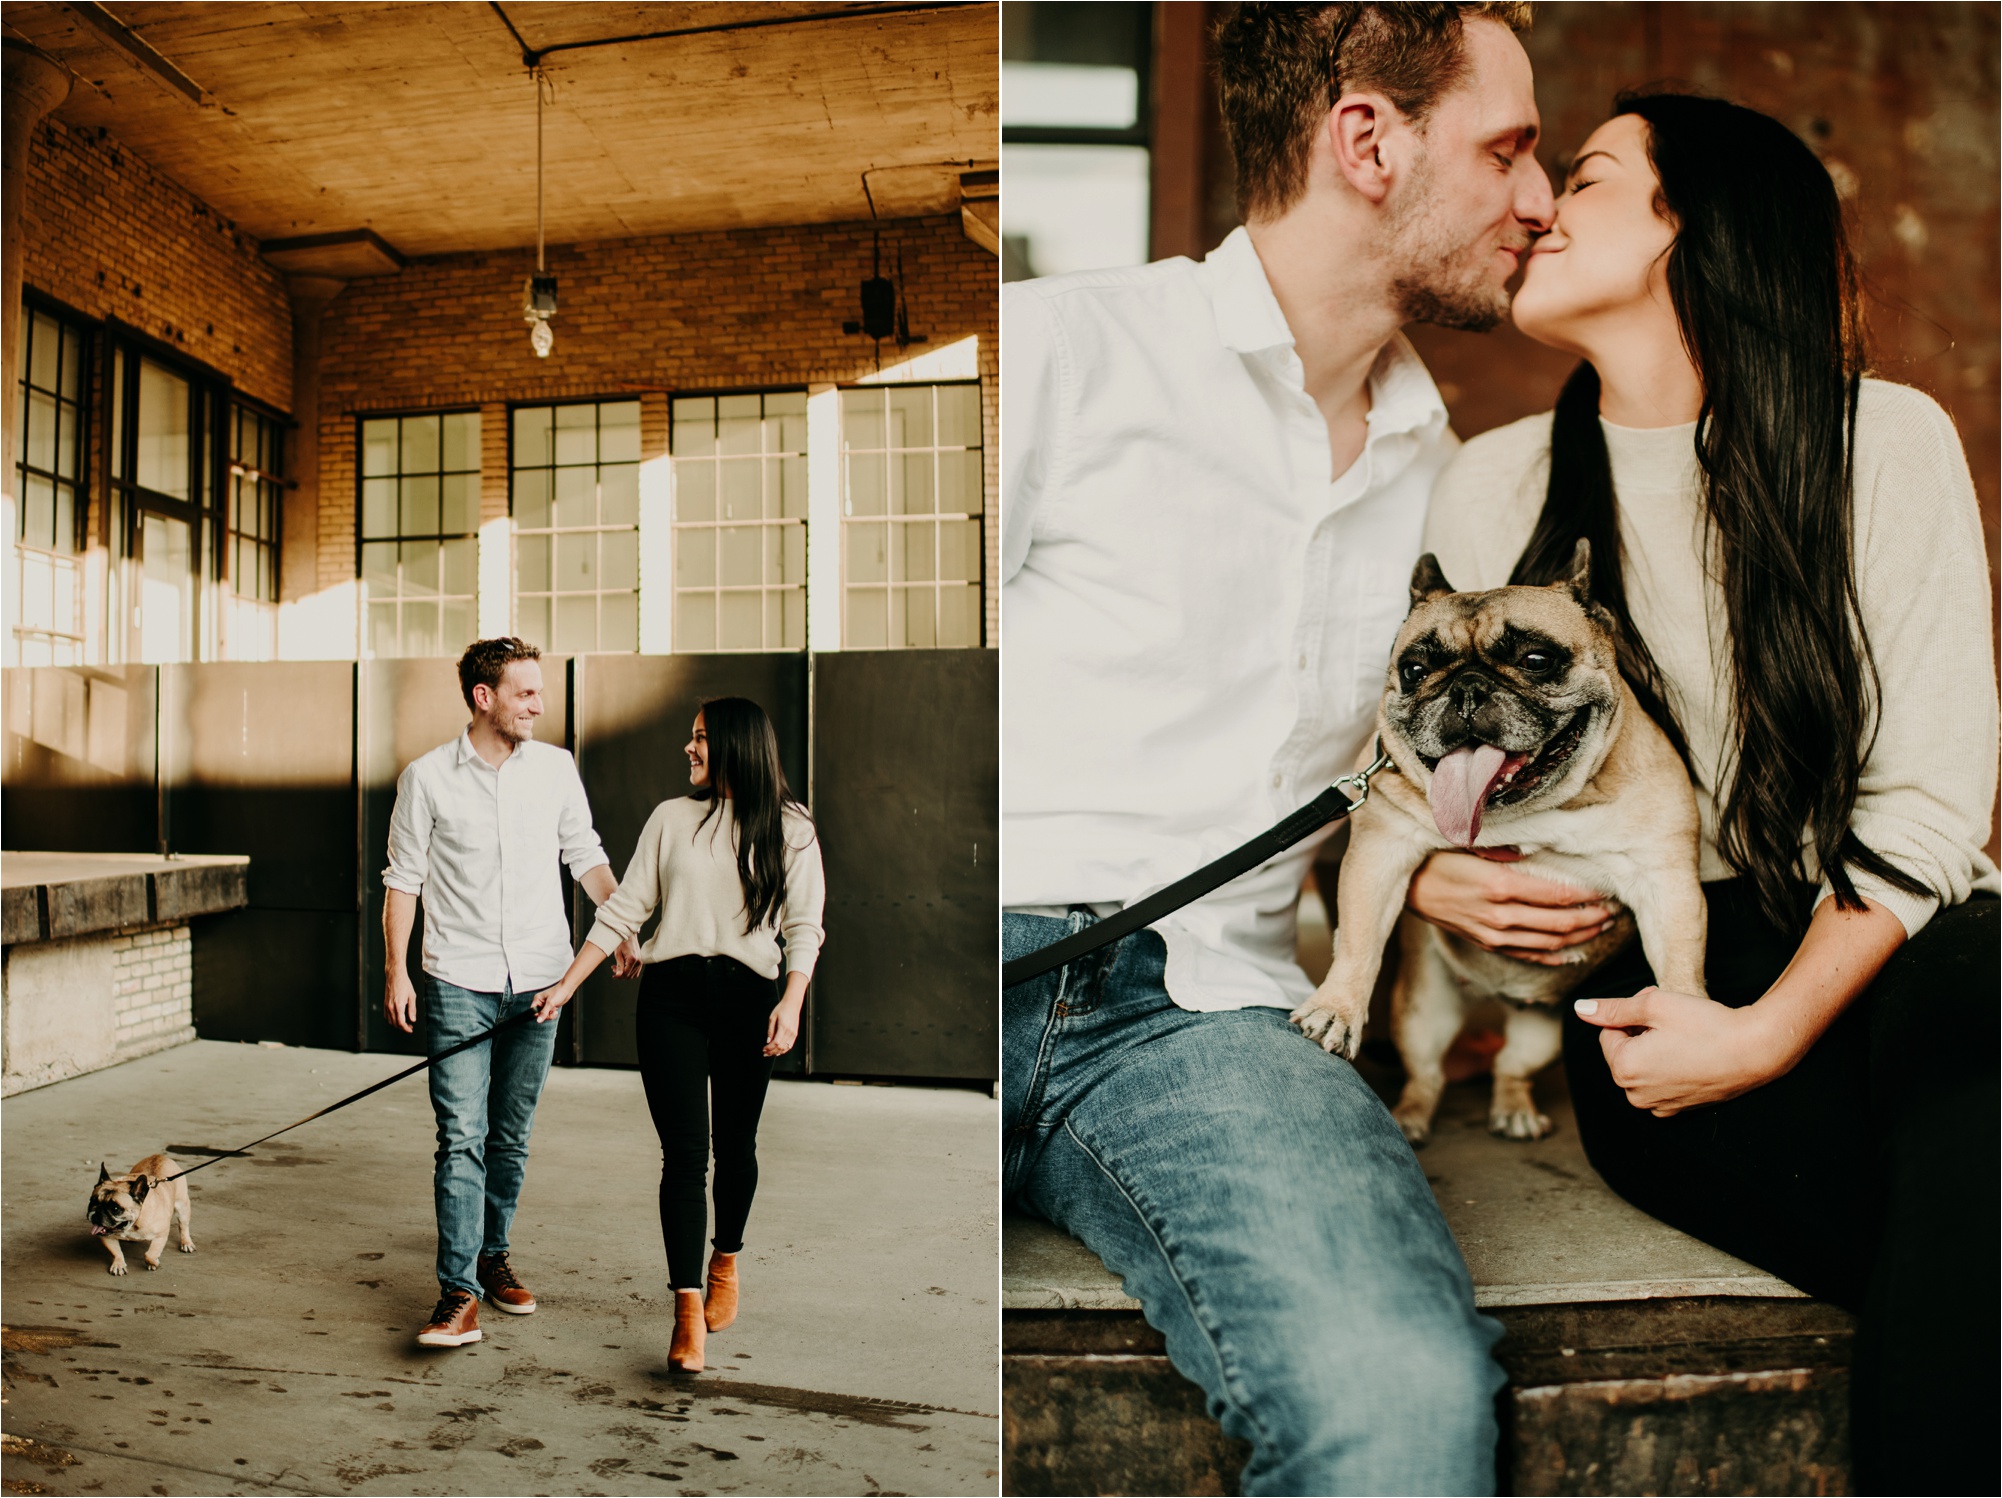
left=1411, top=92, right=1996, bottom=1491
left=534, top=697, right=824, bottom=1373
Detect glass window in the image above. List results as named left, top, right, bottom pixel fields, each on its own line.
left=511, top=401, right=641, bottom=654
left=225, top=405, right=283, bottom=660
left=1002, top=1, right=1153, bottom=281
left=670, top=392, right=806, bottom=653
left=358, top=411, right=480, bottom=659
left=840, top=384, right=984, bottom=649
left=13, top=305, right=89, bottom=665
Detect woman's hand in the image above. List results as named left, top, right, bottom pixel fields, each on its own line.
left=1406, top=851, right=1617, bottom=964
left=1573, top=988, right=1791, bottom=1115
left=530, top=980, right=576, bottom=1024
left=610, top=937, right=643, bottom=979
left=764, top=999, right=802, bottom=1057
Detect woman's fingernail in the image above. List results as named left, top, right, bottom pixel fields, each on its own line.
left=1574, top=999, right=1598, bottom=1015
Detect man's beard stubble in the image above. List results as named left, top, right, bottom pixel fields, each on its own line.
left=1386, top=161, right=1518, bottom=334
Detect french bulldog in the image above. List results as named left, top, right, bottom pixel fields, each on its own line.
left=87, top=1154, right=195, bottom=1275
left=1291, top=540, right=1708, bottom=1142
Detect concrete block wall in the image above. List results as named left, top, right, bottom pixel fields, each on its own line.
left=111, top=924, right=195, bottom=1060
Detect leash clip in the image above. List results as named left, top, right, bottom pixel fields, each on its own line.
left=1330, top=738, right=1392, bottom=813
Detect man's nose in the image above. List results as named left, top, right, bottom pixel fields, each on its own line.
left=1517, top=158, right=1556, bottom=233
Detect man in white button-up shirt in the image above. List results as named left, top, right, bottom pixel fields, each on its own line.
left=1003, top=7, right=1555, bottom=1492
left=384, top=638, right=636, bottom=1349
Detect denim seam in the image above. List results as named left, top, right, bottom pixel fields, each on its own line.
left=1059, top=1116, right=1275, bottom=1455
left=1006, top=926, right=1077, bottom=1154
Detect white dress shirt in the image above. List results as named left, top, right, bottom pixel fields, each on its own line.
left=1003, top=226, right=1455, bottom=1012
left=383, top=732, right=611, bottom=993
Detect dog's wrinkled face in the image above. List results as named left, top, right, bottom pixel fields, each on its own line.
left=87, top=1162, right=147, bottom=1237
left=1385, top=540, right=1621, bottom=846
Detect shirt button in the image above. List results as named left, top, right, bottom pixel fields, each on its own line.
left=1271, top=773, right=1283, bottom=788
left=1297, top=654, right=1308, bottom=670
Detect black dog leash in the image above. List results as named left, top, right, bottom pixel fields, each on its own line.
left=1003, top=743, right=1393, bottom=990
left=161, top=1009, right=540, bottom=1184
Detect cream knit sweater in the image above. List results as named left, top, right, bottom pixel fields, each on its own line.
left=585, top=797, right=826, bottom=980
left=1424, top=378, right=1999, bottom=936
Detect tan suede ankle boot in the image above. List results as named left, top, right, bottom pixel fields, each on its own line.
left=668, top=1289, right=706, bottom=1372
left=704, top=1251, right=740, bottom=1332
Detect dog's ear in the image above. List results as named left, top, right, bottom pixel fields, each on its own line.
left=132, top=1174, right=150, bottom=1201
left=98, top=1162, right=111, bottom=1184
left=1409, top=553, right=1455, bottom=605
left=1561, top=537, right=1593, bottom=606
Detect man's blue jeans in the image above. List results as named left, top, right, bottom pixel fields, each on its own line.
left=426, top=977, right=558, bottom=1297
left=1004, top=912, right=1505, bottom=1496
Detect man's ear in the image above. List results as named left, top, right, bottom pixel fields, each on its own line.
left=471, top=682, right=493, bottom=714
left=1326, top=92, right=1402, bottom=205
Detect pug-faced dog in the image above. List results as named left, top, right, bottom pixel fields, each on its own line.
left=1291, top=540, right=1708, bottom=1143
left=87, top=1154, right=195, bottom=1274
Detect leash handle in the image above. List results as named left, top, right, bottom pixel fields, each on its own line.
left=1001, top=745, right=1392, bottom=991
left=160, top=1007, right=542, bottom=1183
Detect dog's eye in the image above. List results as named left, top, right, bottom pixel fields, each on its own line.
left=1398, top=661, right=1427, bottom=687
left=1520, top=651, right=1552, bottom=672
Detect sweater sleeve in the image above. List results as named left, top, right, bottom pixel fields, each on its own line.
left=1422, top=413, right=1552, bottom=593
left=1814, top=385, right=2000, bottom=935
left=777, top=818, right=827, bottom=979
left=584, top=802, right=668, bottom=955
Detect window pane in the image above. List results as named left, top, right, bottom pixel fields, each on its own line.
left=401, top=539, right=441, bottom=598
left=23, top=474, right=54, bottom=548
left=554, top=403, right=596, bottom=466
left=842, top=389, right=885, bottom=450
left=442, top=411, right=480, bottom=472
left=602, top=530, right=639, bottom=591
left=403, top=600, right=441, bottom=660
left=600, top=589, right=638, bottom=652
left=939, top=583, right=980, bottom=647
left=781, top=523, right=806, bottom=583
left=940, top=518, right=982, bottom=583
left=897, top=452, right=934, bottom=516
left=516, top=595, right=549, bottom=651
left=676, top=591, right=717, bottom=652
left=514, top=406, right=552, bottom=468
left=441, top=473, right=478, bottom=534
left=676, top=462, right=715, bottom=523
left=402, top=475, right=440, bottom=536
left=56, top=403, right=78, bottom=479
left=672, top=398, right=715, bottom=457
left=937, top=384, right=982, bottom=448
left=53, top=483, right=75, bottom=555
left=900, top=520, right=937, bottom=583
left=846, top=453, right=886, bottom=517
left=719, top=590, right=760, bottom=650
left=60, top=325, right=83, bottom=403
left=516, top=532, right=550, bottom=592
left=600, top=464, right=639, bottom=526
left=888, top=386, right=933, bottom=449
left=514, top=468, right=551, bottom=527
left=777, top=455, right=808, bottom=519
left=719, top=460, right=759, bottom=522
left=29, top=312, right=58, bottom=390
left=25, top=390, right=57, bottom=471
left=903, top=589, right=938, bottom=649
left=362, top=418, right=398, bottom=477
left=361, top=540, right=398, bottom=593
left=362, top=479, right=397, bottom=538
left=600, top=402, right=641, bottom=462
left=717, top=395, right=761, bottom=456
left=441, top=599, right=475, bottom=655
left=368, top=600, right=399, bottom=657
left=554, top=466, right=595, bottom=529
left=555, top=594, right=595, bottom=652
left=719, top=526, right=761, bottom=587
left=110, top=349, right=126, bottom=480
left=848, top=587, right=887, bottom=648
left=441, top=537, right=477, bottom=597
left=847, top=521, right=887, bottom=584
left=677, top=529, right=715, bottom=588
left=555, top=532, right=596, bottom=592
left=937, top=449, right=983, bottom=515
left=402, top=414, right=441, bottom=474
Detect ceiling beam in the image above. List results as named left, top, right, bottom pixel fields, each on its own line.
left=63, top=1, right=209, bottom=106
left=491, top=2, right=967, bottom=71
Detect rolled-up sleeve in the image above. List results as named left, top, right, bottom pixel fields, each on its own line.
left=583, top=804, right=665, bottom=955
left=383, top=762, right=432, bottom=896
left=556, top=751, right=611, bottom=882
left=1817, top=387, right=2000, bottom=935
left=778, top=828, right=827, bottom=979
left=1001, top=283, right=1065, bottom=585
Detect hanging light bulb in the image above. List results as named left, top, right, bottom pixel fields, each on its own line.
left=522, top=65, right=556, bottom=357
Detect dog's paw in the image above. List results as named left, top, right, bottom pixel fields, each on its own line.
left=1488, top=1104, right=1554, bottom=1141
left=1391, top=1102, right=1435, bottom=1147
left=1290, top=1001, right=1364, bottom=1060
left=143, top=1259, right=161, bottom=1271
left=106, top=1261, right=128, bottom=1276
left=178, top=1241, right=197, bottom=1254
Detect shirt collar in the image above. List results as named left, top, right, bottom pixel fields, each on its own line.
left=457, top=729, right=506, bottom=773
left=1202, top=227, right=1449, bottom=442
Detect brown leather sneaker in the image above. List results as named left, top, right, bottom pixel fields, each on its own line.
left=415, top=1289, right=482, bottom=1348
left=477, top=1251, right=537, bottom=1315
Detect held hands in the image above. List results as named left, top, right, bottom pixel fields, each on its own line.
left=384, top=970, right=418, bottom=1034
left=610, top=937, right=643, bottom=979
left=1573, top=988, right=1791, bottom=1116
left=1406, top=851, right=1617, bottom=965
left=531, top=980, right=574, bottom=1024
left=764, top=999, right=802, bottom=1058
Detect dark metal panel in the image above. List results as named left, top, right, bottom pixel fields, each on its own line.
left=569, top=653, right=809, bottom=1070
left=1, top=666, right=158, bottom=853
left=193, top=907, right=359, bottom=1051
left=160, top=662, right=356, bottom=911
left=810, top=650, right=997, bottom=1080
left=357, top=657, right=570, bottom=1056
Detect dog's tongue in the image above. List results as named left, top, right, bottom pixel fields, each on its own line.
left=1429, top=743, right=1509, bottom=847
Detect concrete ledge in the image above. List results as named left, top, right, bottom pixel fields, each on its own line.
left=1, top=853, right=249, bottom=943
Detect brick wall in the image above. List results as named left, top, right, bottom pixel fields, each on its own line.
left=110, top=924, right=195, bottom=1061
left=314, top=213, right=1000, bottom=642
left=21, top=118, right=294, bottom=413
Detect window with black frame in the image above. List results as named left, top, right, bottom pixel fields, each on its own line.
left=13, top=304, right=89, bottom=665
left=107, top=343, right=222, bottom=664
left=513, top=400, right=641, bottom=654
left=359, top=411, right=481, bottom=659
left=226, top=404, right=283, bottom=660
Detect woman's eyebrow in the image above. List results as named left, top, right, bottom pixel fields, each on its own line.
left=1566, top=148, right=1617, bottom=182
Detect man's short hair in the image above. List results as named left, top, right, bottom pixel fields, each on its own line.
left=1214, top=3, right=1533, bottom=221
left=457, top=637, right=542, bottom=712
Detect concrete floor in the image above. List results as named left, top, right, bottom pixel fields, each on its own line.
left=2, top=1041, right=999, bottom=1497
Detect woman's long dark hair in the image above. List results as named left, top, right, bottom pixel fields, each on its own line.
left=693, top=696, right=810, bottom=934
left=1510, top=90, right=1928, bottom=933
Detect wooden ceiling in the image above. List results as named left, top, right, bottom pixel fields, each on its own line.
left=5, top=2, right=998, bottom=255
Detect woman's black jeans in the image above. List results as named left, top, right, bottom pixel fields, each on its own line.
left=1565, top=882, right=1998, bottom=1496
left=636, top=954, right=780, bottom=1290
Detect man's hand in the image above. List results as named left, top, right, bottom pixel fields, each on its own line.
left=385, top=968, right=418, bottom=1034
left=531, top=980, right=576, bottom=1024
left=610, top=936, right=643, bottom=979
left=1406, top=851, right=1616, bottom=965
left=1574, top=988, right=1789, bottom=1115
